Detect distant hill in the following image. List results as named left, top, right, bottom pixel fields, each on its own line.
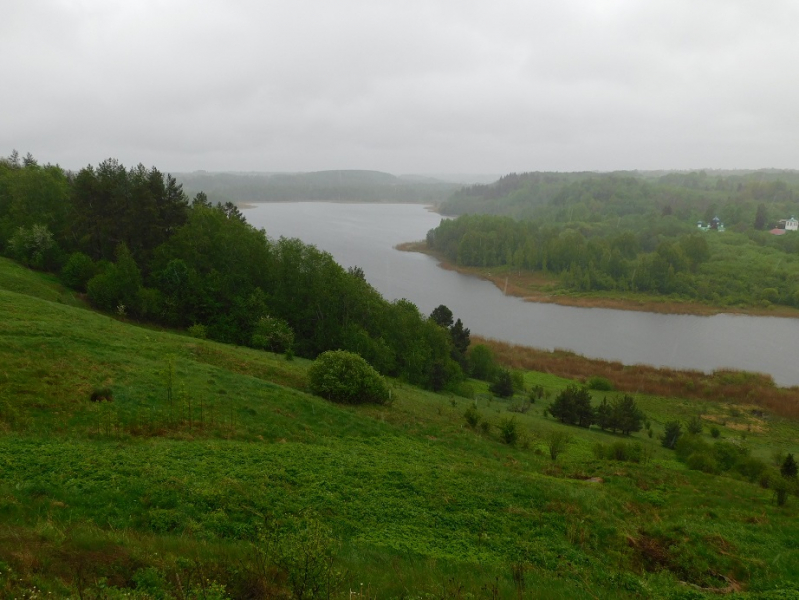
left=175, top=169, right=461, bottom=204
left=439, top=169, right=799, bottom=220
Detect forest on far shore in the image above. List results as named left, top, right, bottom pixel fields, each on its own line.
left=427, top=170, right=799, bottom=309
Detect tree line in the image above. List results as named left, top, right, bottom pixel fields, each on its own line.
left=0, top=153, right=468, bottom=391
left=427, top=213, right=713, bottom=296
left=441, top=170, right=799, bottom=231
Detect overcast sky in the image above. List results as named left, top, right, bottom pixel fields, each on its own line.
left=3, top=0, right=798, bottom=174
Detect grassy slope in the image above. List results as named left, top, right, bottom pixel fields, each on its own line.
left=1, top=257, right=798, bottom=599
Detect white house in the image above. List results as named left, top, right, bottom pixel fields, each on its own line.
left=786, top=216, right=798, bottom=231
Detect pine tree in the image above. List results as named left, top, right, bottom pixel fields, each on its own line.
left=612, top=395, right=645, bottom=435
left=781, top=453, right=798, bottom=479
left=661, top=421, right=682, bottom=449
left=550, top=385, right=595, bottom=427
left=595, top=397, right=612, bottom=431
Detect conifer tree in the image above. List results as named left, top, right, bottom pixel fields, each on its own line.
left=782, top=453, right=798, bottom=479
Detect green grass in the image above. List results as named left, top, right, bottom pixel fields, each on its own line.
left=1, top=259, right=799, bottom=598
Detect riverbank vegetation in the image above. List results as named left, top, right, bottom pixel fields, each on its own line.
left=425, top=171, right=799, bottom=314
left=474, top=336, right=799, bottom=420
left=2, top=256, right=799, bottom=597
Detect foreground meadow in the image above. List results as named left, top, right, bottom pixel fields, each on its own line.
left=1, top=258, right=798, bottom=599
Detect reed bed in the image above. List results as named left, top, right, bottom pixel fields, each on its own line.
left=476, top=336, right=799, bottom=419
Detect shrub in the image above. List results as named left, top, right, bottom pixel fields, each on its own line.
left=736, top=456, right=767, bottom=482
left=773, top=477, right=789, bottom=506
left=546, top=430, right=571, bottom=461
left=187, top=324, right=208, bottom=339
left=464, top=404, right=481, bottom=428
left=489, top=369, right=514, bottom=398
left=86, top=243, right=142, bottom=314
left=90, top=387, right=113, bottom=402
left=713, top=441, right=747, bottom=472
left=586, top=376, right=614, bottom=391
left=60, top=252, right=96, bottom=291
left=468, top=344, right=497, bottom=380
left=511, top=370, right=525, bottom=392
left=661, top=421, right=683, bottom=449
left=782, top=453, right=798, bottom=479
left=452, top=381, right=475, bottom=399
left=674, top=434, right=709, bottom=462
left=499, top=417, right=518, bottom=446
left=507, top=400, right=531, bottom=414
left=8, top=224, right=61, bottom=270
left=528, top=385, right=545, bottom=403
left=594, top=441, right=646, bottom=463
left=686, top=415, right=703, bottom=435
left=251, top=315, right=294, bottom=353
left=710, top=426, right=720, bottom=438
left=686, top=452, right=719, bottom=474
left=308, top=350, right=389, bottom=405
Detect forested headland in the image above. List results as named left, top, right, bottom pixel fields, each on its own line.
left=0, top=152, right=467, bottom=392
left=425, top=170, right=799, bottom=313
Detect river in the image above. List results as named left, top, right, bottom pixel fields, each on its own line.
left=244, top=202, right=799, bottom=387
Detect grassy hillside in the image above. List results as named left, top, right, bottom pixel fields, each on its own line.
left=1, top=257, right=799, bottom=599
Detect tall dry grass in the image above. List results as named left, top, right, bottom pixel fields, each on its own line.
left=475, top=336, right=799, bottom=420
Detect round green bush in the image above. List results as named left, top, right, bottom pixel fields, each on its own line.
left=308, top=350, right=389, bottom=405
left=61, top=251, right=96, bottom=291
left=586, top=376, right=614, bottom=391
left=686, top=452, right=719, bottom=474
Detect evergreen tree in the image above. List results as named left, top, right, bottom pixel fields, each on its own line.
left=449, top=318, right=471, bottom=368
left=595, top=397, right=612, bottom=430
left=612, top=395, right=645, bottom=435
left=686, top=415, right=703, bottom=435
left=430, top=304, right=453, bottom=328
left=550, top=385, right=595, bottom=427
left=661, top=421, right=683, bottom=449
left=489, top=369, right=514, bottom=398
left=781, top=453, right=798, bottom=479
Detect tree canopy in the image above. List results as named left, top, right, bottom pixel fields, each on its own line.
left=0, top=153, right=468, bottom=393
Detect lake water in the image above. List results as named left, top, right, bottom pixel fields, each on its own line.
left=245, top=202, right=799, bottom=387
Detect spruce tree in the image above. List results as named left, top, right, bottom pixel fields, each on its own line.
left=781, top=453, right=798, bottom=479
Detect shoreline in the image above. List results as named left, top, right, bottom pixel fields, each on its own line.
left=396, top=241, right=799, bottom=319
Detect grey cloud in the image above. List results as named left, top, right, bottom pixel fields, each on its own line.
left=2, top=0, right=798, bottom=173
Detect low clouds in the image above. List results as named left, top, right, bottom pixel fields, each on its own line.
left=3, top=0, right=798, bottom=173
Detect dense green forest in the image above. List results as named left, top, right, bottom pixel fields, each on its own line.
left=0, top=152, right=466, bottom=391
left=428, top=171, right=799, bottom=309
left=175, top=169, right=460, bottom=205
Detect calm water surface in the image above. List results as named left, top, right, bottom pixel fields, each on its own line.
left=245, top=202, right=799, bottom=387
